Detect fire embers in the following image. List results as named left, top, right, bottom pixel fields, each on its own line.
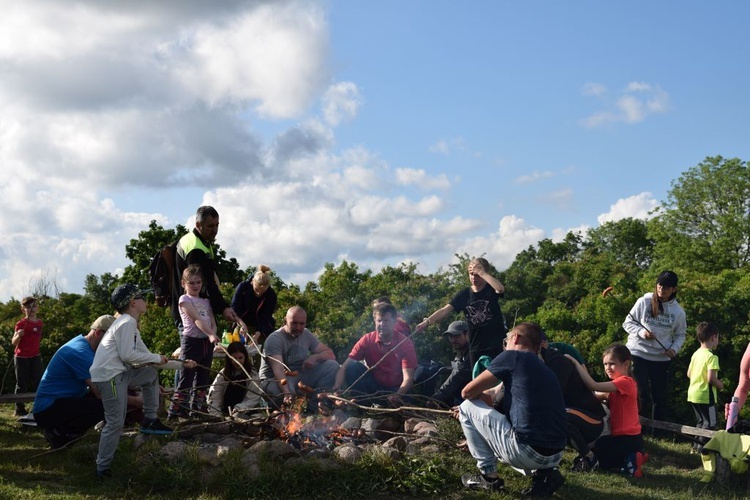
left=270, top=410, right=369, bottom=451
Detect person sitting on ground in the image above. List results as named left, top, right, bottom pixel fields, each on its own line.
left=429, top=320, right=471, bottom=408
left=208, top=341, right=263, bottom=416
left=566, top=343, right=648, bottom=478
left=90, top=284, right=196, bottom=479
left=33, top=315, right=116, bottom=448
left=334, top=302, right=418, bottom=407
left=371, top=296, right=412, bottom=337
left=458, top=322, right=567, bottom=496
left=231, top=265, right=278, bottom=344
left=539, top=331, right=606, bottom=473
left=259, top=306, right=339, bottom=407
left=416, top=257, right=507, bottom=368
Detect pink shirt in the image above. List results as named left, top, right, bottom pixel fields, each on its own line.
left=348, top=331, right=418, bottom=388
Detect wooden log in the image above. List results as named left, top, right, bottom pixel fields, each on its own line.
left=0, top=392, right=35, bottom=404
left=639, top=416, right=717, bottom=439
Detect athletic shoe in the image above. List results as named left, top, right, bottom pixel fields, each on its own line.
left=622, top=451, right=648, bottom=478
left=167, top=401, right=190, bottom=420
left=461, top=473, right=504, bottom=492
left=571, top=454, right=598, bottom=472
left=140, top=418, right=173, bottom=435
left=523, top=467, right=565, bottom=497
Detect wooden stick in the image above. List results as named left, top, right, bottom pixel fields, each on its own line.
left=326, top=394, right=454, bottom=415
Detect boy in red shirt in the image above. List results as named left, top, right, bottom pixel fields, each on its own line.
left=12, top=296, right=44, bottom=417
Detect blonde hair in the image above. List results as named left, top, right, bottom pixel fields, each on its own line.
left=252, top=265, right=271, bottom=287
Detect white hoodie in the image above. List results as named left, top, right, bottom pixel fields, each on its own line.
left=624, top=292, right=687, bottom=362
left=90, top=313, right=162, bottom=382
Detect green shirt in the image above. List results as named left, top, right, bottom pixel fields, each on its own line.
left=687, top=347, right=720, bottom=404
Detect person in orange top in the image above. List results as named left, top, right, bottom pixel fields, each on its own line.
left=567, top=343, right=648, bottom=478
left=12, top=296, right=44, bottom=417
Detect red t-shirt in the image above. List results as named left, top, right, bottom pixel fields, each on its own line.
left=348, top=331, right=418, bottom=388
left=14, top=317, right=43, bottom=357
left=608, top=375, right=641, bottom=436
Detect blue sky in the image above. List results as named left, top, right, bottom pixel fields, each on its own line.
left=0, top=1, right=748, bottom=301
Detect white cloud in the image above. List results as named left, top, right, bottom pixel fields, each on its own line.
left=597, top=192, right=659, bottom=224
left=580, top=81, right=670, bottom=128
left=515, top=170, right=555, bottom=184
left=322, top=81, right=362, bottom=126
left=582, top=82, right=607, bottom=96
left=395, top=168, right=451, bottom=190
left=459, top=216, right=547, bottom=271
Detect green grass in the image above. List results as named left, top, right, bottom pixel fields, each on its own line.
left=1, top=405, right=747, bottom=499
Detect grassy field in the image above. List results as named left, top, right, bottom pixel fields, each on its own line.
left=0, top=405, right=746, bottom=499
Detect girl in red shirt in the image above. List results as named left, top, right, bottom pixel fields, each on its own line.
left=568, top=343, right=648, bottom=477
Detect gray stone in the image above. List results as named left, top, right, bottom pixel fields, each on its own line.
left=413, top=421, right=439, bottom=437
left=159, top=441, right=188, bottom=462
left=249, top=439, right=299, bottom=460
left=241, top=450, right=260, bottom=467
left=216, top=437, right=244, bottom=458
left=332, top=443, right=362, bottom=463
left=403, top=417, right=422, bottom=434
left=382, top=436, right=408, bottom=451
left=132, top=434, right=149, bottom=450
left=197, top=444, right=221, bottom=466
left=340, top=417, right=361, bottom=430
left=421, top=444, right=441, bottom=454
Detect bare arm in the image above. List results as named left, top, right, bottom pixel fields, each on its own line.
left=733, top=343, right=750, bottom=407
left=708, top=369, right=724, bottom=391
left=565, top=354, right=618, bottom=393
left=461, top=369, right=500, bottom=400
left=415, top=304, right=454, bottom=333
left=303, top=342, right=336, bottom=369
left=11, top=329, right=23, bottom=348
left=180, top=301, right=219, bottom=344
left=397, top=367, right=415, bottom=395
left=474, top=267, right=505, bottom=294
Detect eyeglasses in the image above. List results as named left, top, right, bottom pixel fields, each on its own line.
left=133, top=295, right=145, bottom=301
left=503, top=332, right=517, bottom=348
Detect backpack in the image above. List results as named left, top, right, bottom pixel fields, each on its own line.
left=149, top=241, right=178, bottom=307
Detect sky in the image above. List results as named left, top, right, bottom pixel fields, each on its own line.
left=1, top=1, right=749, bottom=302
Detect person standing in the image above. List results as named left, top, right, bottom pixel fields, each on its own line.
left=12, top=296, right=44, bottom=417
left=687, top=322, right=723, bottom=450
left=168, top=264, right=220, bottom=419
left=91, top=284, right=191, bottom=479
left=623, top=271, right=687, bottom=422
left=172, top=205, right=240, bottom=329
left=416, top=257, right=507, bottom=367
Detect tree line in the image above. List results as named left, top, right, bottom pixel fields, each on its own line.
left=2, top=155, right=749, bottom=424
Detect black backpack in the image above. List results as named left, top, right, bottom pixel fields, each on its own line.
left=149, top=241, right=178, bottom=307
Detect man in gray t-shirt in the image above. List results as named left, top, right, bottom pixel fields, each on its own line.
left=259, top=306, right=340, bottom=406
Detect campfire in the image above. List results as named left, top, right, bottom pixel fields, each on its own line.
left=269, top=409, right=369, bottom=451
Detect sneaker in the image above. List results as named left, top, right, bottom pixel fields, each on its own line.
left=622, top=451, right=648, bottom=478
left=461, top=473, right=504, bottom=492
left=96, top=469, right=112, bottom=479
left=167, top=402, right=190, bottom=420
left=523, top=467, right=565, bottom=497
left=140, top=418, right=173, bottom=435
left=14, top=406, right=28, bottom=417
left=571, top=454, right=598, bottom=472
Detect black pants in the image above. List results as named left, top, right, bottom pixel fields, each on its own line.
left=566, top=407, right=605, bottom=456
left=594, top=434, right=644, bottom=469
left=34, top=394, right=104, bottom=436
left=14, top=356, right=43, bottom=410
left=632, top=356, right=670, bottom=421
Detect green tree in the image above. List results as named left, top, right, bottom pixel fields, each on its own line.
left=585, top=218, right=654, bottom=270
left=649, top=156, right=750, bottom=272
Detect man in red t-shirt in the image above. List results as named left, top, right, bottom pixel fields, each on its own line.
left=334, top=303, right=417, bottom=406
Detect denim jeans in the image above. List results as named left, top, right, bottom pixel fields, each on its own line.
left=459, top=399, right=563, bottom=476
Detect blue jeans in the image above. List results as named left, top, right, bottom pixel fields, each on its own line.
left=459, top=399, right=563, bottom=476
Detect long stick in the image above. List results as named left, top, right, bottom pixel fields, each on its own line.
left=326, top=394, right=454, bottom=415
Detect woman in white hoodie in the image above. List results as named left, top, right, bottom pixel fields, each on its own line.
left=623, top=271, right=687, bottom=423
